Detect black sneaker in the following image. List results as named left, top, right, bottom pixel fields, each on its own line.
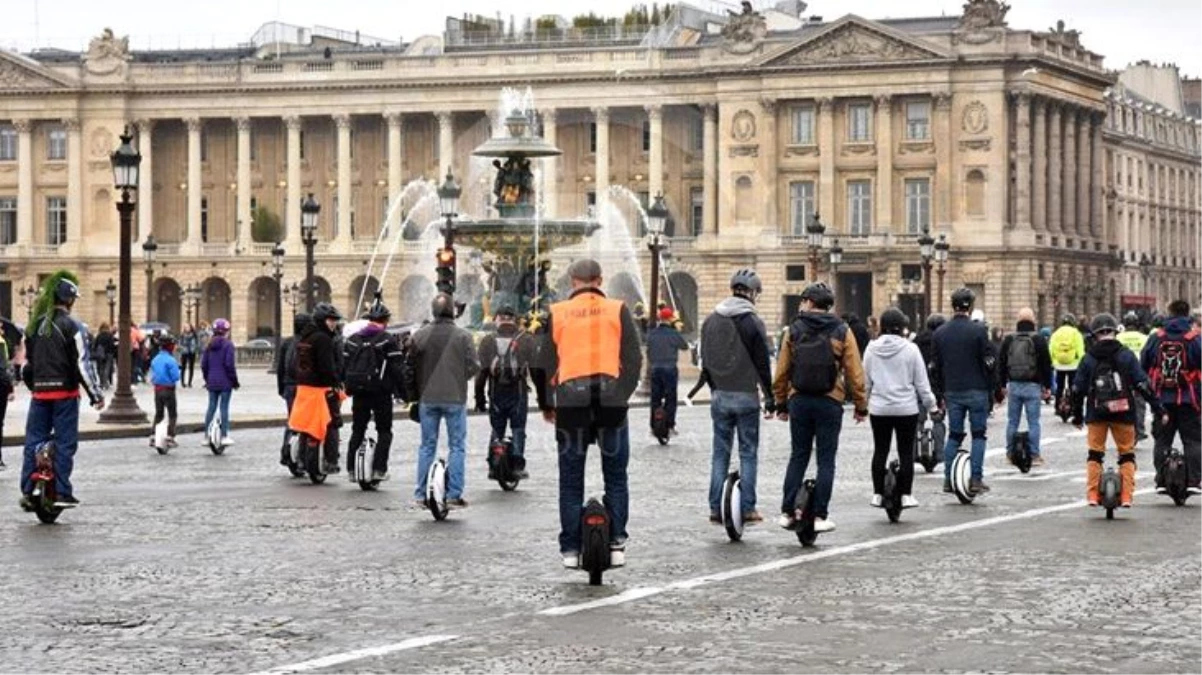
left=517, top=469, right=530, bottom=479
left=447, top=498, right=468, bottom=508
left=55, top=495, right=80, bottom=507
left=326, top=464, right=342, bottom=475
left=942, top=479, right=953, bottom=494
left=709, top=512, right=721, bottom=524
left=0, top=458, right=6, bottom=471
left=969, top=479, right=990, bottom=494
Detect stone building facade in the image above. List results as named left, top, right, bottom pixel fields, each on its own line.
left=0, top=1, right=1198, bottom=340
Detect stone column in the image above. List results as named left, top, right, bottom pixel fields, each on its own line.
left=874, top=95, right=893, bottom=231
left=541, top=109, right=558, bottom=219
left=235, top=117, right=252, bottom=247
left=647, top=104, right=664, bottom=201
left=284, top=115, right=302, bottom=251
left=759, top=98, right=779, bottom=232
left=1048, top=104, right=1062, bottom=234
left=702, top=103, right=718, bottom=236
left=335, top=114, right=352, bottom=244
left=135, top=120, right=154, bottom=243
left=1076, top=109, right=1091, bottom=238
left=1062, top=107, right=1077, bottom=236
left=1032, top=99, right=1047, bottom=231
left=593, top=107, right=610, bottom=208
left=64, top=118, right=82, bottom=250
left=1014, top=93, right=1032, bottom=229
left=818, top=97, right=836, bottom=225
left=15, top=119, right=32, bottom=248
left=185, top=117, right=203, bottom=248
left=437, top=111, right=454, bottom=178
left=933, top=93, right=952, bottom=229
left=1091, top=113, right=1104, bottom=239
left=386, top=113, right=404, bottom=203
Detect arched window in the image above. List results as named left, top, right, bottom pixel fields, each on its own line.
left=734, top=175, right=753, bottom=224
left=965, top=169, right=986, bottom=217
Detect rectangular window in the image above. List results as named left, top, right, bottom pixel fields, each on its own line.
left=0, top=125, right=16, bottom=161
left=46, top=126, right=67, bottom=161
left=848, top=103, right=872, bottom=142
left=905, top=101, right=930, bottom=141
left=791, top=105, right=815, bottom=145
left=786, top=265, right=807, bottom=282
left=250, top=196, right=258, bottom=212
left=589, top=122, right=597, bottom=154
left=46, top=196, right=67, bottom=246
left=200, top=196, right=209, bottom=242
left=689, top=186, right=703, bottom=236
left=249, top=127, right=257, bottom=161
left=789, top=181, right=816, bottom=236
left=349, top=127, right=355, bottom=160
left=690, top=116, right=704, bottom=153
left=642, top=119, right=651, bottom=153
left=0, top=197, right=16, bottom=245
left=904, top=178, right=931, bottom=233
left=847, top=180, right=872, bottom=235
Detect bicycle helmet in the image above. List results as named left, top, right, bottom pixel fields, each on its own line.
left=950, top=287, right=976, bottom=312
left=879, top=307, right=909, bottom=336
left=1150, top=311, right=1166, bottom=329
left=1122, top=311, right=1140, bottom=327
left=729, top=268, right=762, bottom=294
left=363, top=303, right=391, bottom=323
left=1061, top=313, right=1077, bottom=327
left=925, top=313, right=947, bottom=332
left=54, top=279, right=80, bottom=305
left=312, top=303, right=342, bottom=323
left=1090, top=313, right=1119, bottom=336
left=800, top=282, right=835, bottom=310
left=212, top=318, right=231, bottom=335
left=493, top=304, right=517, bottom=319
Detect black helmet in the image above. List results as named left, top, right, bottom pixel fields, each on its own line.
left=1150, top=311, right=1166, bottom=329
left=879, top=307, right=909, bottom=336
left=364, top=303, right=391, bottom=322
left=1122, top=311, right=1140, bottom=327
left=312, top=302, right=342, bottom=323
left=800, top=282, right=834, bottom=310
left=950, top=287, right=975, bottom=312
left=54, top=279, right=80, bottom=305
left=1061, top=313, right=1077, bottom=327
left=926, top=313, right=947, bottom=331
left=1090, top=313, right=1119, bottom=335
left=729, top=268, right=762, bottom=294
left=293, top=313, right=311, bottom=334
left=494, top=304, right=517, bottom=319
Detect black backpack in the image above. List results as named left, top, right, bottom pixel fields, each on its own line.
left=1091, top=354, right=1132, bottom=415
left=1006, top=333, right=1039, bottom=381
left=700, top=314, right=741, bottom=382
left=490, top=335, right=525, bottom=388
left=342, top=335, right=384, bottom=396
left=789, top=321, right=838, bottom=395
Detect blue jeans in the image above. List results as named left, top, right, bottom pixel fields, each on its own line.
left=650, top=367, right=679, bottom=428
left=943, top=389, right=990, bottom=481
left=1006, top=381, right=1043, bottom=456
left=489, top=388, right=527, bottom=457
left=415, top=403, right=468, bottom=500
left=21, top=398, right=80, bottom=498
left=708, top=390, right=760, bottom=514
left=205, top=389, right=232, bottom=435
left=557, top=423, right=630, bottom=554
left=781, top=395, right=843, bottom=519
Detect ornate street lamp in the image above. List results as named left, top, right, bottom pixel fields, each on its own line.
left=300, top=193, right=320, bottom=312
left=1138, top=252, right=1153, bottom=300
left=105, top=278, right=117, bottom=325
left=18, top=283, right=38, bottom=319
left=646, top=192, right=669, bottom=320
left=806, top=212, right=826, bottom=282
left=283, top=281, right=302, bottom=317
left=99, top=127, right=147, bottom=424
left=934, top=233, right=950, bottom=313
left=271, top=241, right=285, bottom=345
left=918, top=229, right=935, bottom=321
left=142, top=234, right=158, bottom=324
left=828, top=238, right=844, bottom=295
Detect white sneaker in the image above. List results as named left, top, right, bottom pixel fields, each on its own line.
left=562, top=553, right=580, bottom=569
left=901, top=495, right=920, bottom=509
left=220, top=436, right=234, bottom=447
left=870, top=494, right=883, bottom=508
left=371, top=471, right=390, bottom=482
left=776, top=513, right=795, bottom=529
left=609, top=548, right=626, bottom=568
left=813, top=518, right=836, bottom=533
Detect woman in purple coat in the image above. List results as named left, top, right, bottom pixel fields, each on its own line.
left=200, top=318, right=239, bottom=446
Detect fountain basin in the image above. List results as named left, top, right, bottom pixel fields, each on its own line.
left=445, top=219, right=600, bottom=257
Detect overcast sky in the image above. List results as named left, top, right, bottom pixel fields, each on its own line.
left=3, top=0, right=1199, bottom=76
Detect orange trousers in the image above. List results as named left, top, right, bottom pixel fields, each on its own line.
left=1085, top=421, right=1136, bottom=505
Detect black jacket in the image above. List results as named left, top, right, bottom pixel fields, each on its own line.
left=847, top=317, right=870, bottom=359
left=698, top=296, right=773, bottom=398
left=410, top=318, right=480, bottom=405
left=295, top=322, right=341, bottom=388
left=25, top=307, right=103, bottom=404
left=931, top=314, right=996, bottom=396
left=996, top=320, right=1053, bottom=388
left=274, top=336, right=297, bottom=396
left=646, top=323, right=689, bottom=370
left=474, top=324, right=532, bottom=404
left=343, top=325, right=407, bottom=398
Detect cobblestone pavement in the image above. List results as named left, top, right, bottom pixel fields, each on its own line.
left=1, top=403, right=1197, bottom=673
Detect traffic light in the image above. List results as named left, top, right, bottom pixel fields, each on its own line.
left=436, top=247, right=456, bottom=296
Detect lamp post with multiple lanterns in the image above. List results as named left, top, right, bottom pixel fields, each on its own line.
left=142, top=235, right=158, bottom=323
left=828, top=238, right=843, bottom=292
left=934, top=234, right=950, bottom=313
left=436, top=170, right=462, bottom=297
left=918, top=229, right=935, bottom=321
left=806, top=213, right=826, bottom=282
left=271, top=242, right=285, bottom=345
left=300, top=194, right=321, bottom=312
left=646, top=193, right=669, bottom=318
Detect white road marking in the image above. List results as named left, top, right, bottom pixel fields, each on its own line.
left=992, top=470, right=1083, bottom=482
left=248, top=635, right=459, bottom=675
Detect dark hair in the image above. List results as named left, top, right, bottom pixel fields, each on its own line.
left=1168, top=300, right=1190, bottom=318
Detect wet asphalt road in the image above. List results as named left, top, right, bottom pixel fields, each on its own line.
left=1, top=403, right=1198, bottom=674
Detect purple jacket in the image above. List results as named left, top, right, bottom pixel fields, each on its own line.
left=200, top=335, right=239, bottom=392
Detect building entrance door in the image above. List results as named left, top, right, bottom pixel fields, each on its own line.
left=836, top=273, right=873, bottom=321
left=897, top=293, right=926, bottom=330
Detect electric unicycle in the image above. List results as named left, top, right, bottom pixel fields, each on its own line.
left=720, top=471, right=744, bottom=541
left=881, top=460, right=903, bottom=523
left=949, top=448, right=975, bottom=504
left=206, top=412, right=225, bottom=456
left=1008, top=430, right=1033, bottom=474
left=651, top=406, right=671, bottom=446
left=487, top=437, right=524, bottom=492
left=282, top=430, right=305, bottom=478
left=1163, top=447, right=1191, bottom=506
left=580, top=498, right=611, bottom=586
left=352, top=435, right=380, bottom=491
left=292, top=432, right=328, bottom=485
left=151, top=418, right=170, bottom=456
left=425, top=458, right=450, bottom=520
left=25, top=441, right=71, bottom=524
left=917, top=412, right=938, bottom=473
left=788, top=478, right=820, bottom=547
left=1099, top=465, right=1122, bottom=520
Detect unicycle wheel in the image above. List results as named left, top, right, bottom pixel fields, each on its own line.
left=721, top=472, right=744, bottom=542
left=883, top=465, right=901, bottom=523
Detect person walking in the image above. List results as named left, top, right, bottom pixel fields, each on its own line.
left=1141, top=299, right=1201, bottom=494
left=863, top=308, right=935, bottom=509
left=200, top=318, right=239, bottom=447
left=475, top=304, right=533, bottom=476
left=773, top=282, right=868, bottom=533
left=646, top=306, right=690, bottom=437
left=996, top=307, right=1054, bottom=467
left=533, top=259, right=642, bottom=569
left=699, top=269, right=774, bottom=524
left=931, top=288, right=997, bottom=495
left=179, top=324, right=199, bottom=388
left=148, top=335, right=181, bottom=448
left=410, top=293, right=480, bottom=508
left=343, top=303, right=407, bottom=482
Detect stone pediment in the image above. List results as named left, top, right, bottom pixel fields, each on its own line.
left=0, top=51, right=76, bottom=91
left=758, top=15, right=951, bottom=67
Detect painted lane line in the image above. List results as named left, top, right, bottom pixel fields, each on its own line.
left=538, top=489, right=1154, bottom=617
left=992, top=470, right=1083, bottom=482
left=248, top=635, right=459, bottom=675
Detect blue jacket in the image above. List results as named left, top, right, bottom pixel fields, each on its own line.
left=1073, top=339, right=1160, bottom=424
left=200, top=335, right=239, bottom=392
left=150, top=351, right=181, bottom=388
left=931, top=315, right=995, bottom=396
left=646, top=323, right=689, bottom=370
left=1140, top=316, right=1201, bottom=408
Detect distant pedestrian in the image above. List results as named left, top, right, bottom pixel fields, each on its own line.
left=646, top=306, right=690, bottom=436
left=148, top=335, right=180, bottom=448
left=996, top=307, right=1053, bottom=466
left=179, top=324, right=199, bottom=388
left=200, top=318, right=239, bottom=447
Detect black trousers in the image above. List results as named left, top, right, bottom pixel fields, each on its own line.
left=181, top=353, right=196, bottom=387
left=870, top=414, right=919, bottom=495
left=0, top=391, right=7, bottom=461
left=347, top=391, right=393, bottom=473
left=153, top=388, right=178, bottom=437
left=1153, top=403, right=1202, bottom=485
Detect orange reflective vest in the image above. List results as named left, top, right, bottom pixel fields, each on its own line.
left=550, top=292, right=623, bottom=385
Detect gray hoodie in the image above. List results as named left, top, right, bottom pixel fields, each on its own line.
left=862, top=334, right=936, bottom=417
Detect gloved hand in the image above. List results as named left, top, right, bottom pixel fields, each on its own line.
left=408, top=403, right=421, bottom=423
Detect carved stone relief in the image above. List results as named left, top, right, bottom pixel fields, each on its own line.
left=781, top=26, right=934, bottom=64
left=961, top=101, right=989, bottom=134
left=731, top=110, right=756, bottom=142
